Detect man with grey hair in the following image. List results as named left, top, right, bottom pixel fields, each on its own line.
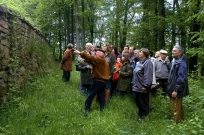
left=130, top=50, right=140, bottom=70
left=166, top=45, right=189, bottom=123
left=61, top=43, right=73, bottom=82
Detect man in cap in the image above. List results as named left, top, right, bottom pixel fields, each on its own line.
left=74, top=48, right=110, bottom=113
left=61, top=43, right=73, bottom=82
left=154, top=49, right=171, bottom=96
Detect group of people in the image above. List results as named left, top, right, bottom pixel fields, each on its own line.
left=60, top=42, right=189, bottom=123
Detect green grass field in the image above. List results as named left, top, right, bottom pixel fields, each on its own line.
left=1, top=61, right=204, bottom=135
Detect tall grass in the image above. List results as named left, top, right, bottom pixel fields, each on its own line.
left=1, top=61, right=204, bottom=135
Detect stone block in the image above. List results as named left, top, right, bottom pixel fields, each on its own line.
left=0, top=71, right=8, bottom=81
left=0, top=96, right=6, bottom=106
left=1, top=58, right=9, bottom=66
left=0, top=84, right=7, bottom=96
left=2, top=46, right=10, bottom=59
left=0, top=65, right=8, bottom=71
left=1, top=39, right=9, bottom=46
left=19, top=66, right=26, bottom=76
left=0, top=45, right=2, bottom=57
left=0, top=26, right=9, bottom=34
left=0, top=19, right=8, bottom=28
left=17, top=75, right=25, bottom=88
left=0, top=32, right=7, bottom=39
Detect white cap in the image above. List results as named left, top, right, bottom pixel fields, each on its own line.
left=86, top=43, right=93, bottom=46
left=160, top=49, right=168, bottom=54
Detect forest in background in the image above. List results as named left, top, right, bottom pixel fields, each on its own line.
left=1, top=0, right=204, bottom=76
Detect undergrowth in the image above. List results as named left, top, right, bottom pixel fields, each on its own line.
left=0, top=61, right=204, bottom=135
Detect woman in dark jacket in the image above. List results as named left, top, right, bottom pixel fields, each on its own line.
left=132, top=48, right=153, bottom=119
left=78, top=58, right=92, bottom=94
left=117, top=53, right=132, bottom=96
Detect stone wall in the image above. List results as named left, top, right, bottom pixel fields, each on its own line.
left=0, top=6, right=49, bottom=105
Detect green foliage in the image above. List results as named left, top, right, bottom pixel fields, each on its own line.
left=187, top=47, right=204, bottom=76
left=26, top=36, right=36, bottom=54
left=6, top=55, right=21, bottom=107
left=27, top=36, right=51, bottom=65
left=1, top=62, right=204, bottom=134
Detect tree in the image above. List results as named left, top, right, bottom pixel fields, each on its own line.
left=75, top=0, right=80, bottom=50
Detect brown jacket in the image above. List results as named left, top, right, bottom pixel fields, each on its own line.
left=61, top=49, right=72, bottom=71
left=80, top=52, right=110, bottom=82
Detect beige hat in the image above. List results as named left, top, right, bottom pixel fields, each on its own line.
left=160, top=49, right=168, bottom=54
left=86, top=43, right=93, bottom=46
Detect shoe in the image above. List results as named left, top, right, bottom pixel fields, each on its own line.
left=84, top=109, right=90, bottom=117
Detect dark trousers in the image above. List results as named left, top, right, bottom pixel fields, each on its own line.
left=81, top=84, right=91, bottom=94
left=62, top=70, right=70, bottom=81
left=110, top=80, right=118, bottom=98
left=157, top=79, right=168, bottom=93
left=133, top=91, right=150, bottom=118
left=85, top=80, right=106, bottom=111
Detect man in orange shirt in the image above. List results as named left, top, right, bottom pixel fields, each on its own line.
left=74, top=48, right=110, bottom=112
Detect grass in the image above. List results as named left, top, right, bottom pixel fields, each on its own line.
left=1, top=61, right=204, bottom=135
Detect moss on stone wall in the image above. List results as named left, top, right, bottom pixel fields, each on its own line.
left=0, top=5, right=51, bottom=105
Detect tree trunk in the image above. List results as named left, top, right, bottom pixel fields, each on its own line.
left=58, top=7, right=62, bottom=60
left=189, top=0, right=201, bottom=72
left=141, top=0, right=150, bottom=47
left=153, top=0, right=158, bottom=51
left=81, top=0, right=85, bottom=49
left=171, top=0, right=177, bottom=51
left=66, top=6, right=70, bottom=45
left=158, top=0, right=165, bottom=49
left=75, top=0, right=80, bottom=49
left=120, top=1, right=128, bottom=49
left=71, top=4, right=74, bottom=45
left=115, top=0, right=120, bottom=47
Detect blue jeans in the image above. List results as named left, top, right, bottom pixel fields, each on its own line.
left=85, top=80, right=106, bottom=111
